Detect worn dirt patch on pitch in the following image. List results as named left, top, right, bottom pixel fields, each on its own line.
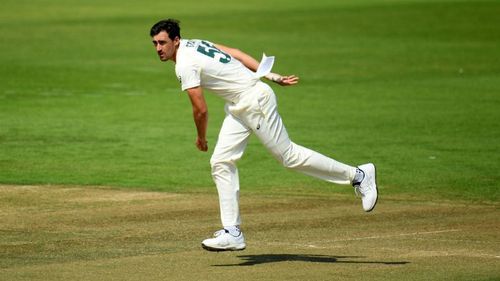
left=0, top=185, right=498, bottom=281
left=0, top=185, right=178, bottom=202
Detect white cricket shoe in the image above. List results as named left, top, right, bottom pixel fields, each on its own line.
left=354, top=163, right=378, bottom=212
left=201, top=229, right=246, bottom=251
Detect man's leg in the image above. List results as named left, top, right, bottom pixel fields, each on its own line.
left=202, top=112, right=250, bottom=251
left=246, top=83, right=356, bottom=184
left=241, top=82, right=377, bottom=212
left=210, top=112, right=251, bottom=229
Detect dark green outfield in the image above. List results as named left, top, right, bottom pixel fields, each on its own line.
left=1, top=0, right=499, bottom=201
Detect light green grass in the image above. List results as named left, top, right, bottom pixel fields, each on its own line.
left=1, top=1, right=499, bottom=201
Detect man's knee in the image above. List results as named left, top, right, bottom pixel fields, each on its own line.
left=279, top=144, right=302, bottom=169
left=281, top=155, right=300, bottom=169
left=210, top=158, right=234, bottom=177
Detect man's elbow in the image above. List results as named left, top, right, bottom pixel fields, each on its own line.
left=227, top=48, right=243, bottom=60
left=194, top=107, right=208, bottom=119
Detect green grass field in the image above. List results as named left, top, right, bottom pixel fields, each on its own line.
left=1, top=0, right=499, bottom=280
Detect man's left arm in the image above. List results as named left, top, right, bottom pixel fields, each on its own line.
left=215, top=44, right=299, bottom=86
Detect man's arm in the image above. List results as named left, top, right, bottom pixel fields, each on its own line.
left=214, top=44, right=259, bottom=72
left=186, top=86, right=208, bottom=152
left=215, top=43, right=299, bottom=86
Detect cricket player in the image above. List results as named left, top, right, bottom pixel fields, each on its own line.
left=150, top=19, right=378, bottom=252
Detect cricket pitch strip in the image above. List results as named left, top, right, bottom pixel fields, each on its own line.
left=0, top=185, right=498, bottom=280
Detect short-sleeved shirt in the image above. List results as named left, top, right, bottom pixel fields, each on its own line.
left=175, top=39, right=259, bottom=103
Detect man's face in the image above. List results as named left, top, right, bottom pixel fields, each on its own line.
left=152, top=31, right=179, bottom=62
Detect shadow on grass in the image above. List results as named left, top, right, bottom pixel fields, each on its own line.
left=213, top=254, right=410, bottom=267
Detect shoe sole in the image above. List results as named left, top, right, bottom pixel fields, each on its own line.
left=201, top=243, right=246, bottom=252
left=364, top=163, right=378, bottom=212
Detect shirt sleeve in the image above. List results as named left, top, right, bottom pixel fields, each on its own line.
left=176, top=63, right=201, bottom=91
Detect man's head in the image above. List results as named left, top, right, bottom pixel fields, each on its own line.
left=150, top=19, right=181, bottom=62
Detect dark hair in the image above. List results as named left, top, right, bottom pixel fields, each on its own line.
left=150, top=19, right=181, bottom=39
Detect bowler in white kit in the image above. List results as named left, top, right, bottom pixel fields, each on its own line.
left=150, top=19, right=378, bottom=252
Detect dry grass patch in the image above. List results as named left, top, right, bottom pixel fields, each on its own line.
left=0, top=185, right=499, bottom=281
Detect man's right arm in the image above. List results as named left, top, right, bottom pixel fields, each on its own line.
left=186, top=86, right=208, bottom=152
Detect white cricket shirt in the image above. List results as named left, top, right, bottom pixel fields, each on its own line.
left=175, top=39, right=259, bottom=103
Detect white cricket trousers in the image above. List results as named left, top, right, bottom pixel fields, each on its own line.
left=210, top=81, right=356, bottom=227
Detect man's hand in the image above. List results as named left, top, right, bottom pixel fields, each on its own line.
left=196, top=137, right=208, bottom=152
left=277, top=75, right=299, bottom=86
left=265, top=73, right=299, bottom=86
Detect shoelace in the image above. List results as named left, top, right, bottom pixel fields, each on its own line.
left=352, top=168, right=365, bottom=197
left=213, top=229, right=227, bottom=237
left=213, top=229, right=242, bottom=238
left=354, top=184, right=368, bottom=197
left=354, top=185, right=361, bottom=197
